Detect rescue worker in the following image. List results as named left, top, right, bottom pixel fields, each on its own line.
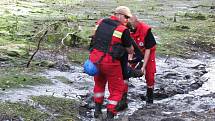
left=89, top=6, right=134, bottom=120
left=129, top=15, right=157, bottom=104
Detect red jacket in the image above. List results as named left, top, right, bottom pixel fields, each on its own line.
left=130, top=22, right=156, bottom=73
left=90, top=16, right=127, bottom=65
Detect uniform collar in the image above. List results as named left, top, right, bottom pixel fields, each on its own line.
left=135, top=21, right=141, bottom=29
left=110, top=15, right=119, bottom=20
left=110, top=15, right=123, bottom=24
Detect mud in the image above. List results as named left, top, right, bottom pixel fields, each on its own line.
left=122, top=55, right=215, bottom=121
left=77, top=53, right=215, bottom=121
left=0, top=51, right=215, bottom=121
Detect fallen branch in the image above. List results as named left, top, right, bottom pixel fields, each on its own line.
left=26, top=30, right=48, bottom=68
left=61, top=32, right=77, bottom=46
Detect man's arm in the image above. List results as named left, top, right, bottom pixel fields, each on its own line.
left=141, top=49, right=150, bottom=73
left=121, top=29, right=134, bottom=54
left=141, top=29, right=156, bottom=73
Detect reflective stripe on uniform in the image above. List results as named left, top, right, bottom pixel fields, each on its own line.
left=113, top=30, right=122, bottom=39
left=94, top=92, right=104, bottom=98
left=108, top=100, right=118, bottom=105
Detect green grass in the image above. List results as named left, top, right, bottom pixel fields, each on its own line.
left=0, top=102, right=50, bottom=121
left=0, top=67, right=52, bottom=89
left=153, top=13, right=215, bottom=57
left=67, top=49, right=89, bottom=64
left=153, top=28, right=186, bottom=56
left=0, top=96, right=81, bottom=120
left=0, top=0, right=214, bottom=59
left=31, top=96, right=80, bottom=121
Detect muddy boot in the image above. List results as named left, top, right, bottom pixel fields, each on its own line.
left=146, top=88, right=153, bottom=104
left=129, top=69, right=144, bottom=78
left=115, top=93, right=128, bottom=111
left=94, top=103, right=102, bottom=118
left=105, top=111, right=114, bottom=120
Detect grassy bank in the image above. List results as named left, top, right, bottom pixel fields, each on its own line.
left=0, top=96, right=80, bottom=120
left=0, top=67, right=52, bottom=89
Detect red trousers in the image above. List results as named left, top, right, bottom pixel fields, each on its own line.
left=129, top=55, right=156, bottom=88
left=145, top=57, right=156, bottom=87
left=145, top=71, right=155, bottom=87
left=123, top=70, right=155, bottom=94
left=93, top=64, right=126, bottom=114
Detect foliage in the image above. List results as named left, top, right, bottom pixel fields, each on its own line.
left=0, top=67, right=52, bottom=89
left=0, top=102, right=50, bottom=121
left=31, top=96, right=80, bottom=121
left=0, top=15, right=19, bottom=41
left=67, top=49, right=89, bottom=64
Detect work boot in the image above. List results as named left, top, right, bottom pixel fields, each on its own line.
left=115, top=102, right=128, bottom=111
left=105, top=111, right=114, bottom=120
left=94, top=103, right=102, bottom=118
left=115, top=93, right=128, bottom=111
left=129, top=69, right=144, bottom=78
left=146, top=88, right=153, bottom=104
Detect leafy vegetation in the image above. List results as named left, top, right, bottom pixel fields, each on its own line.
left=0, top=67, right=52, bottom=89
left=0, top=102, right=50, bottom=120
left=155, top=15, right=215, bottom=57
left=67, top=49, right=89, bottom=64
left=31, top=96, right=80, bottom=121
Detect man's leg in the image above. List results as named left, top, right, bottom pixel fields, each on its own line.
left=104, top=64, right=125, bottom=119
left=119, top=53, right=129, bottom=111
left=93, top=74, right=107, bottom=118
left=145, top=72, right=155, bottom=104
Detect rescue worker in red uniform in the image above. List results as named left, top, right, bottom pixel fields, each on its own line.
left=89, top=6, right=134, bottom=120
left=129, top=15, right=157, bottom=104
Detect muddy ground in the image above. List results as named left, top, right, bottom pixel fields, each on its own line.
left=1, top=51, right=215, bottom=121
left=0, top=0, right=215, bottom=121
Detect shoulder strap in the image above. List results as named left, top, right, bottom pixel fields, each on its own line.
left=94, top=18, right=120, bottom=64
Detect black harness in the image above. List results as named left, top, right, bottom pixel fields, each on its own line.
left=93, top=18, right=120, bottom=53
left=91, top=18, right=126, bottom=63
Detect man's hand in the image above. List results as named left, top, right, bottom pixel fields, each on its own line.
left=141, top=66, right=146, bottom=75
left=128, top=54, right=133, bottom=61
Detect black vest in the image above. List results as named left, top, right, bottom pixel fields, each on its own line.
left=93, top=18, right=120, bottom=53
